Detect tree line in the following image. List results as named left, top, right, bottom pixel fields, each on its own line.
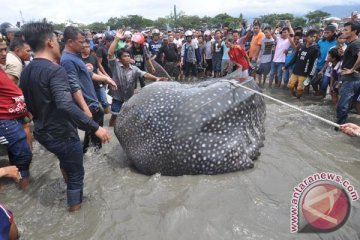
left=50, top=10, right=331, bottom=32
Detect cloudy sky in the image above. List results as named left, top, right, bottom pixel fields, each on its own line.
left=2, top=0, right=357, bottom=25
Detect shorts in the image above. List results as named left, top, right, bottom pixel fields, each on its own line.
left=288, top=74, right=307, bottom=94
left=111, top=99, right=124, bottom=115
left=257, top=62, right=271, bottom=75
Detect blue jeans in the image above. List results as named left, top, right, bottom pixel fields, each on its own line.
left=336, top=75, right=360, bottom=124
left=111, top=99, right=124, bottom=116
left=320, top=75, right=331, bottom=93
left=37, top=136, right=84, bottom=206
left=95, top=86, right=109, bottom=109
left=269, top=62, right=285, bottom=83
left=0, top=119, right=32, bottom=178
left=283, top=65, right=294, bottom=85
left=212, top=58, right=221, bottom=73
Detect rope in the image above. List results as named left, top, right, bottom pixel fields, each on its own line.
left=222, top=80, right=360, bottom=137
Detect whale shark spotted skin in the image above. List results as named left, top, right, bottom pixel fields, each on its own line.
left=115, top=78, right=266, bottom=176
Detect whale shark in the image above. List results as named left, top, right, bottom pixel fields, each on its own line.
left=114, top=77, right=266, bottom=175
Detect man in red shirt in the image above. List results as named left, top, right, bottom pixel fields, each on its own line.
left=224, top=36, right=250, bottom=78
left=0, top=38, right=32, bottom=190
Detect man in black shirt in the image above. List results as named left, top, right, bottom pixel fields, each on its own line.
left=82, top=40, right=99, bottom=74
left=96, top=34, right=113, bottom=78
left=20, top=22, right=111, bottom=212
left=155, top=35, right=180, bottom=80
left=284, top=29, right=319, bottom=99
left=82, top=39, right=111, bottom=127
left=336, top=21, right=360, bottom=124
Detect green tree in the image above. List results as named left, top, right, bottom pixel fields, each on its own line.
left=141, top=18, right=154, bottom=28
left=106, top=16, right=154, bottom=30
left=166, top=11, right=176, bottom=29
left=292, top=17, right=307, bottom=28
left=106, top=17, right=123, bottom=30
left=211, top=13, right=233, bottom=27
left=50, top=22, right=65, bottom=31
left=239, top=13, right=244, bottom=22
left=176, top=15, right=201, bottom=29
left=199, top=16, right=212, bottom=29
left=153, top=17, right=169, bottom=29
left=126, top=15, right=146, bottom=29
left=258, top=13, right=294, bottom=27
left=305, top=10, right=331, bottom=25
left=86, top=22, right=107, bottom=32
left=258, top=13, right=307, bottom=28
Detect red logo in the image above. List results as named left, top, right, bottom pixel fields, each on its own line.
left=301, top=183, right=350, bottom=232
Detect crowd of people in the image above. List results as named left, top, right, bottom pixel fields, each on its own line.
left=0, top=10, right=360, bottom=239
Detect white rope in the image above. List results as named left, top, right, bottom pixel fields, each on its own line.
left=223, top=80, right=360, bottom=137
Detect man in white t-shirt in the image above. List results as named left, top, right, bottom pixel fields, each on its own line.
left=269, top=24, right=295, bottom=88
left=173, top=31, right=183, bottom=49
